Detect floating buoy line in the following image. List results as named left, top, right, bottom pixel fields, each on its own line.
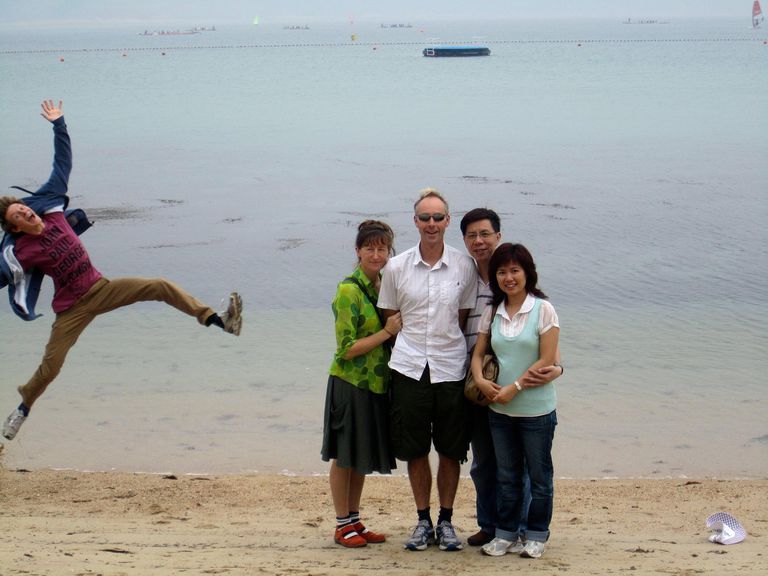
left=0, top=37, right=764, bottom=55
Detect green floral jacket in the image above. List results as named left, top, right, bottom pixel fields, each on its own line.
left=329, top=266, right=390, bottom=394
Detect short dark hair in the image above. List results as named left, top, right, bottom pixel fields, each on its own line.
left=460, top=208, right=501, bottom=236
left=0, top=196, right=23, bottom=234
left=489, top=243, right=547, bottom=305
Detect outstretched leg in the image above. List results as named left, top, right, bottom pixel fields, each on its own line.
left=85, top=277, right=216, bottom=324
left=4, top=277, right=241, bottom=440
left=91, top=277, right=242, bottom=335
left=19, top=302, right=97, bottom=409
left=3, top=300, right=96, bottom=439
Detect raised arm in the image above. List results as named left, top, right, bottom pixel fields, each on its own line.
left=40, top=99, right=64, bottom=122
left=35, top=100, right=72, bottom=200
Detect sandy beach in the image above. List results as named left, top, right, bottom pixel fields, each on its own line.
left=1, top=466, right=765, bottom=575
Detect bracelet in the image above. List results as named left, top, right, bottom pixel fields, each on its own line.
left=514, top=380, right=522, bottom=391
left=383, top=327, right=393, bottom=337
left=554, top=363, right=564, bottom=376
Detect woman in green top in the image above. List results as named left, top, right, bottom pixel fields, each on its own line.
left=321, top=220, right=402, bottom=548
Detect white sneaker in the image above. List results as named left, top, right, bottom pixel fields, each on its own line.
left=221, top=292, right=242, bottom=336
left=2, top=407, right=27, bottom=440
left=520, top=540, right=545, bottom=558
left=482, top=537, right=516, bottom=556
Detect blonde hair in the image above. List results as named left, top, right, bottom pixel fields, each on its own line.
left=413, top=188, right=449, bottom=213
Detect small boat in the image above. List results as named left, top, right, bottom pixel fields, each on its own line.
left=622, top=18, right=669, bottom=24
left=138, top=29, right=202, bottom=36
left=423, top=46, right=490, bottom=57
left=754, top=0, right=764, bottom=28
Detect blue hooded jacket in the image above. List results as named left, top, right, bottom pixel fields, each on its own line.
left=0, top=116, right=92, bottom=320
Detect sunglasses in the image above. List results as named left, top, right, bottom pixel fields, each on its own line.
left=416, top=212, right=447, bottom=223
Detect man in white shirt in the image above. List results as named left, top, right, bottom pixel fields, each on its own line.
left=378, top=189, right=477, bottom=552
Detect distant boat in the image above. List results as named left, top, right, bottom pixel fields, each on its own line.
left=623, top=18, right=669, bottom=24
left=138, top=29, right=202, bottom=36
left=423, top=46, right=490, bottom=57
left=754, top=0, right=764, bottom=27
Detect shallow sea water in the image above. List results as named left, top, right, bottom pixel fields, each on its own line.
left=0, top=19, right=766, bottom=477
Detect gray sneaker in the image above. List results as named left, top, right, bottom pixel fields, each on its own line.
left=404, top=519, right=434, bottom=551
left=2, top=407, right=27, bottom=440
left=436, top=520, right=463, bottom=551
left=221, top=292, right=242, bottom=336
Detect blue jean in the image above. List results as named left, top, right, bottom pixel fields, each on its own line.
left=488, top=409, right=557, bottom=543
left=469, top=404, right=497, bottom=534
left=469, top=405, right=533, bottom=535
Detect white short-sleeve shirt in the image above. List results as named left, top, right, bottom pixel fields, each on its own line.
left=478, top=293, right=559, bottom=338
left=378, top=243, right=478, bottom=382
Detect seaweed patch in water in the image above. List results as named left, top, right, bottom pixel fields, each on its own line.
left=83, top=206, right=150, bottom=221
left=277, top=238, right=306, bottom=251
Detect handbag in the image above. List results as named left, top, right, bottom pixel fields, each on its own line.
left=464, top=303, right=500, bottom=407
left=464, top=354, right=499, bottom=406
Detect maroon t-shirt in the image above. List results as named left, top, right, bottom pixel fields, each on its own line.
left=14, top=211, right=102, bottom=313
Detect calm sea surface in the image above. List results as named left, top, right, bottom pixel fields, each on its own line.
left=0, top=19, right=766, bottom=478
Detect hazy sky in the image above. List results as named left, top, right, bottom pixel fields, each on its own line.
left=0, top=1, right=749, bottom=28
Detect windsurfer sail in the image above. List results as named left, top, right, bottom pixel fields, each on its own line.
left=754, top=1, right=764, bottom=28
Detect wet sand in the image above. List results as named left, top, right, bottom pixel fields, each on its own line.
left=1, top=467, right=765, bottom=575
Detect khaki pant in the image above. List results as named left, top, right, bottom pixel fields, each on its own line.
left=20, top=277, right=216, bottom=408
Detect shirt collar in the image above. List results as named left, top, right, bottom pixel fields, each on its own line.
left=413, top=242, right=450, bottom=269
left=474, top=261, right=490, bottom=288
left=351, top=265, right=378, bottom=291
left=496, top=293, right=536, bottom=320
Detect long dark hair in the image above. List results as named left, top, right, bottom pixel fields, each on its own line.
left=488, top=243, right=547, bottom=306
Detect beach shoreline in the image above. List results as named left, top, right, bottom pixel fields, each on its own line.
left=1, top=467, right=765, bottom=575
